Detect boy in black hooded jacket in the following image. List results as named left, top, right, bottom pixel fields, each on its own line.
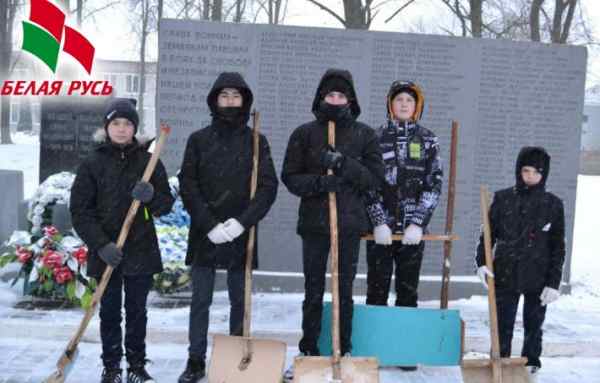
left=281, top=69, right=384, bottom=358
left=177, top=72, right=278, bottom=382
left=475, top=146, right=566, bottom=379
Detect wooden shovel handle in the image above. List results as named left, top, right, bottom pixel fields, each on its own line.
left=440, top=121, right=458, bottom=309
left=242, top=110, right=260, bottom=339
left=361, top=234, right=458, bottom=241
left=61, top=124, right=171, bottom=359
left=480, top=185, right=502, bottom=383
left=328, top=121, right=342, bottom=379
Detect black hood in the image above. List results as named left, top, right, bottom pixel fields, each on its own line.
left=311, top=69, right=361, bottom=119
left=206, top=72, right=254, bottom=124
left=515, top=146, right=551, bottom=190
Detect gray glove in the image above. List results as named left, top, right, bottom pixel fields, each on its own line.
left=97, top=242, right=123, bottom=268
left=132, top=181, right=154, bottom=203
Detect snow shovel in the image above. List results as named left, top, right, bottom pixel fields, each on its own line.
left=207, top=110, right=287, bottom=383
left=461, top=186, right=530, bottom=383
left=43, top=124, right=171, bottom=383
left=293, top=121, right=379, bottom=383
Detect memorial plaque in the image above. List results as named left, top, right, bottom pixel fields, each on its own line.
left=40, top=96, right=110, bottom=182
left=158, top=21, right=586, bottom=295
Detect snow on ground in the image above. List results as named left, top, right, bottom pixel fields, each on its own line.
left=0, top=132, right=39, bottom=199
left=1, top=135, right=600, bottom=381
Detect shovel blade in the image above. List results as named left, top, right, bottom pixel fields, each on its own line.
left=208, top=334, right=286, bottom=383
left=461, top=364, right=530, bottom=383
left=293, top=356, right=379, bottom=383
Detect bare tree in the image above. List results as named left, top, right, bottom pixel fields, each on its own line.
left=254, top=0, right=288, bottom=24
left=0, top=0, right=18, bottom=144
left=129, top=0, right=160, bottom=133
left=530, top=0, right=577, bottom=43
left=305, top=0, right=416, bottom=30
left=440, top=0, right=584, bottom=44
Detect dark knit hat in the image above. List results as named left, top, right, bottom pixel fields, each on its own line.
left=320, top=76, right=353, bottom=100
left=104, top=98, right=139, bottom=133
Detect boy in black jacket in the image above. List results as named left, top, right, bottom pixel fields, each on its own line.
left=70, top=98, right=175, bottom=383
left=476, top=146, right=566, bottom=380
left=177, top=72, right=278, bottom=383
left=281, top=69, right=384, bottom=359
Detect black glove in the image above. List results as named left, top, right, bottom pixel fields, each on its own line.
left=132, top=181, right=154, bottom=203
left=97, top=242, right=123, bottom=268
left=320, top=146, right=345, bottom=170
left=318, top=175, right=343, bottom=192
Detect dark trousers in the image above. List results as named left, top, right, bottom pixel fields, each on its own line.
left=365, top=241, right=424, bottom=307
left=496, top=289, right=547, bottom=368
left=99, top=268, right=153, bottom=368
left=187, top=265, right=245, bottom=361
left=299, top=233, right=360, bottom=355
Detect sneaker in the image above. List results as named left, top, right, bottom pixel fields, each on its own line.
left=178, top=358, right=206, bottom=383
left=101, top=368, right=122, bottom=383
left=127, top=363, right=155, bottom=383
left=527, top=366, right=539, bottom=383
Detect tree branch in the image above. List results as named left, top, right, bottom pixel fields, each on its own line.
left=305, top=0, right=346, bottom=27
left=385, top=0, right=416, bottom=23
left=83, top=1, right=120, bottom=21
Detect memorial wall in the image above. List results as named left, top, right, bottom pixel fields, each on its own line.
left=158, top=20, right=586, bottom=293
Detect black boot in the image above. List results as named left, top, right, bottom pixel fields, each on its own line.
left=100, top=367, right=123, bottom=383
left=178, top=358, right=206, bottom=383
left=126, top=362, right=155, bottom=383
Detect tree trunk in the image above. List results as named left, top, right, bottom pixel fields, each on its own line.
left=273, top=0, right=283, bottom=24
left=559, top=0, right=577, bottom=43
left=530, top=0, right=544, bottom=42
left=469, top=0, right=482, bottom=37
left=17, top=99, right=32, bottom=132
left=76, top=0, right=83, bottom=27
left=235, top=0, right=242, bottom=22
left=202, top=0, right=210, bottom=19
left=0, top=0, right=15, bottom=144
left=138, top=0, right=149, bottom=134
left=212, top=0, right=222, bottom=21
left=343, top=0, right=367, bottom=29
left=551, top=0, right=565, bottom=43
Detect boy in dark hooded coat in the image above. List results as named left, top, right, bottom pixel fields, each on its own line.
left=281, top=68, right=384, bottom=358
left=475, top=146, right=566, bottom=379
left=70, top=97, right=175, bottom=383
left=177, top=72, right=278, bottom=382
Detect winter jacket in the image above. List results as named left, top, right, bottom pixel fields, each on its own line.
left=366, top=82, right=443, bottom=232
left=70, top=130, right=175, bottom=279
left=281, top=69, right=384, bottom=236
left=476, top=147, right=566, bottom=293
left=178, top=72, right=278, bottom=269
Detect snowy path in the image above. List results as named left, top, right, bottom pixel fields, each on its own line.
left=0, top=288, right=599, bottom=382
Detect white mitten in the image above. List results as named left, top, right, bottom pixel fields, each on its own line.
left=540, top=287, right=560, bottom=306
left=402, top=224, right=423, bottom=245
left=223, top=218, right=245, bottom=240
left=207, top=223, right=233, bottom=244
left=373, top=224, right=392, bottom=245
left=477, top=265, right=494, bottom=290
